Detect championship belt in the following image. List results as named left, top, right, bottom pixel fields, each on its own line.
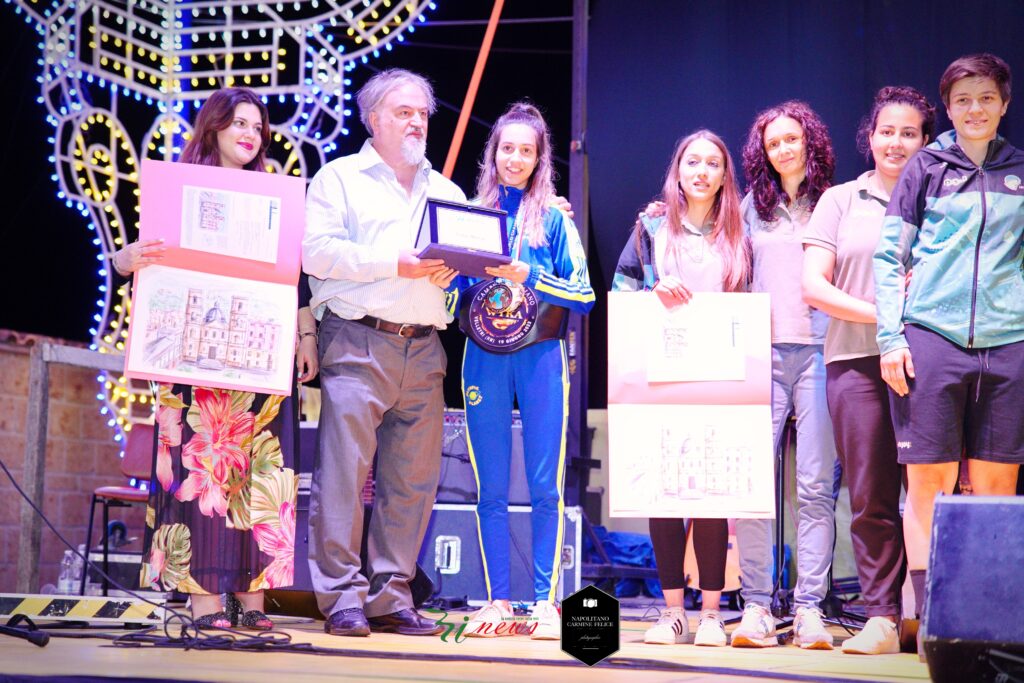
left=459, top=279, right=568, bottom=354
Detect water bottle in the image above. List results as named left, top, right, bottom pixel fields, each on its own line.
left=57, top=550, right=76, bottom=594
left=74, top=544, right=86, bottom=592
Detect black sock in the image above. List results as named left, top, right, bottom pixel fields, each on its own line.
left=910, top=569, right=927, bottom=620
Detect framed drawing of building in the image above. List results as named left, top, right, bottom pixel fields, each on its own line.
left=124, top=159, right=306, bottom=395
left=606, top=292, right=775, bottom=519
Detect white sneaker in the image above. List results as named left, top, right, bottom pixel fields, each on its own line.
left=529, top=600, right=560, bottom=640
left=693, top=610, right=727, bottom=647
left=793, top=606, right=834, bottom=650
left=464, top=602, right=516, bottom=638
left=841, top=616, right=900, bottom=655
left=731, top=603, right=778, bottom=648
left=644, top=606, right=689, bottom=645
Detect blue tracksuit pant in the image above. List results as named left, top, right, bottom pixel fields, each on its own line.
left=462, top=338, right=568, bottom=603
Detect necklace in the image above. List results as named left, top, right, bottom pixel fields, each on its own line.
left=680, top=220, right=713, bottom=263
left=683, top=234, right=707, bottom=263
left=668, top=231, right=709, bottom=268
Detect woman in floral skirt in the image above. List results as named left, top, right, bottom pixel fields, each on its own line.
left=124, top=87, right=319, bottom=629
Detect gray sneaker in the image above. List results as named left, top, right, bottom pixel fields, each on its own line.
left=793, top=606, right=834, bottom=650
left=730, top=603, right=778, bottom=648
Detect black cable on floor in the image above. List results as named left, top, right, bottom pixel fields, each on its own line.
left=27, top=626, right=881, bottom=682
left=0, top=455, right=290, bottom=650
left=0, top=454, right=907, bottom=683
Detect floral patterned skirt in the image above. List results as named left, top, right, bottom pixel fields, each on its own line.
left=139, top=384, right=298, bottom=594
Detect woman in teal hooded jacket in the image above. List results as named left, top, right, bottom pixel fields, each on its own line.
left=874, top=53, right=1024, bottom=635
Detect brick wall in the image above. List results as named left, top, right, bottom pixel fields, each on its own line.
left=0, top=332, right=145, bottom=592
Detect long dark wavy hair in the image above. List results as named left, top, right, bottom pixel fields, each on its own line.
left=855, top=86, right=936, bottom=161
left=643, top=130, right=749, bottom=292
left=180, top=87, right=270, bottom=171
left=741, top=101, right=834, bottom=223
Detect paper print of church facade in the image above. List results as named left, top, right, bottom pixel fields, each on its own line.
left=143, top=285, right=282, bottom=377
left=126, top=264, right=297, bottom=394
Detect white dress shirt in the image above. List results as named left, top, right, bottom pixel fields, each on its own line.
left=302, top=139, right=466, bottom=327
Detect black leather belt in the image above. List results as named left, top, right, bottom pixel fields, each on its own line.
left=354, top=314, right=435, bottom=339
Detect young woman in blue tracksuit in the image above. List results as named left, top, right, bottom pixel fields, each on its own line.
left=442, top=103, right=594, bottom=640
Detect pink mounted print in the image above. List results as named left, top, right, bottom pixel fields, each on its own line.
left=124, top=159, right=306, bottom=395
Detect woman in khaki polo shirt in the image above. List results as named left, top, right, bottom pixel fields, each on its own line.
left=803, top=86, right=935, bottom=654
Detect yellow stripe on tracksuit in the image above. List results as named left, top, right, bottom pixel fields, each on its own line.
left=461, top=338, right=569, bottom=604
left=545, top=339, right=570, bottom=602
left=461, top=340, right=495, bottom=601
left=533, top=272, right=596, bottom=308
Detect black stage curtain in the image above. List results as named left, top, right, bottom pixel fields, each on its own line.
left=586, top=0, right=1024, bottom=408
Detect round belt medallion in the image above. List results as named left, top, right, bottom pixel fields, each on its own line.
left=464, top=280, right=538, bottom=353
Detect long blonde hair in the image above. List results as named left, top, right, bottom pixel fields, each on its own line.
left=658, top=130, right=749, bottom=292
left=476, top=102, right=556, bottom=248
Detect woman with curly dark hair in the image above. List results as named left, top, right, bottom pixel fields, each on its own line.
left=731, top=101, right=837, bottom=650
left=803, top=86, right=935, bottom=654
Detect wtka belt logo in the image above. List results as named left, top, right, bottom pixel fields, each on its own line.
left=1005, top=174, right=1022, bottom=191
left=943, top=174, right=969, bottom=187
left=465, top=280, right=538, bottom=353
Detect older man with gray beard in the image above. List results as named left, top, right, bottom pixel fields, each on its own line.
left=302, top=68, right=465, bottom=637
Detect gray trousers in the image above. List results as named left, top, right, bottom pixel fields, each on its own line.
left=308, top=313, right=446, bottom=618
left=737, top=343, right=836, bottom=610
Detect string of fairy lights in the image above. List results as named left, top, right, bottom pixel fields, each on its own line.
left=8, top=0, right=435, bottom=472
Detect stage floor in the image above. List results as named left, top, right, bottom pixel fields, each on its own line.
left=0, top=607, right=930, bottom=683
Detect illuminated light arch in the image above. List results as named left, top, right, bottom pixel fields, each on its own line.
left=8, top=0, right=436, bottom=460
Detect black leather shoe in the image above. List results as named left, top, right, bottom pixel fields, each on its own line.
left=325, top=607, right=370, bottom=637
left=368, top=608, right=444, bottom=636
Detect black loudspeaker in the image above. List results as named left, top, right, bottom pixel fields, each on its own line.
left=923, top=496, right=1024, bottom=683
left=416, top=503, right=582, bottom=604
left=438, top=409, right=531, bottom=505
left=289, top=424, right=317, bottom=595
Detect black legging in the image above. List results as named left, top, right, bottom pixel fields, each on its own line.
left=650, top=517, right=728, bottom=592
